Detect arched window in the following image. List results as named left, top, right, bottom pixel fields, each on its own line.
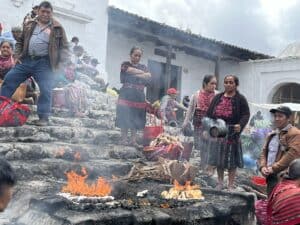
left=272, top=83, right=300, bottom=103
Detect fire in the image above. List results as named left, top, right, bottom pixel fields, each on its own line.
left=74, top=151, right=81, bottom=161
left=160, top=203, right=170, bottom=208
left=173, top=180, right=199, bottom=191
left=161, top=180, right=204, bottom=201
left=62, top=167, right=112, bottom=197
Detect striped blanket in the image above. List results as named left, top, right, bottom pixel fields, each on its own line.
left=268, top=180, right=300, bottom=225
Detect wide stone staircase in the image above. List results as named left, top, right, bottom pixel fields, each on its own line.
left=0, top=89, right=256, bottom=225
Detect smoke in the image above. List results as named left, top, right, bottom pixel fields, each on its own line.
left=109, top=0, right=300, bottom=56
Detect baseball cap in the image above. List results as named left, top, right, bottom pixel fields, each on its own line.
left=167, top=88, right=178, bottom=95
left=270, top=106, right=292, bottom=117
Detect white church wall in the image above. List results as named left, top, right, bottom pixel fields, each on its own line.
left=239, top=57, right=300, bottom=104
left=176, top=53, right=215, bottom=98
left=106, top=31, right=215, bottom=100
left=1, top=1, right=33, bottom=29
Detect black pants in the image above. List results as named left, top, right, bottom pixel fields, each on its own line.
left=267, top=174, right=278, bottom=196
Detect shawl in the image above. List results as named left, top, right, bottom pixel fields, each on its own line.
left=267, top=179, right=300, bottom=225
left=197, top=89, right=215, bottom=112
left=0, top=55, right=14, bottom=79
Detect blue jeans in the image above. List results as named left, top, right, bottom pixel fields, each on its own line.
left=1, top=56, right=53, bottom=119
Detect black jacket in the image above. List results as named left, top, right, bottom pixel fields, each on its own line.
left=206, top=91, right=250, bottom=133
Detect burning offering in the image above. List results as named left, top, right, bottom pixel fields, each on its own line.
left=58, top=167, right=116, bottom=210
left=61, top=167, right=112, bottom=197
left=161, top=180, right=204, bottom=201
left=144, top=133, right=184, bottom=161
left=149, top=133, right=184, bottom=149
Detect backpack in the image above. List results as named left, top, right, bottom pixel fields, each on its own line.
left=0, top=96, right=30, bottom=126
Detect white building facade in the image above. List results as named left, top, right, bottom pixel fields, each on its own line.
left=237, top=57, right=300, bottom=104
left=2, top=2, right=299, bottom=107
left=106, top=7, right=270, bottom=103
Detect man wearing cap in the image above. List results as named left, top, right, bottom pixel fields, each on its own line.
left=267, top=159, right=300, bottom=225
left=160, top=88, right=187, bottom=126
left=1, top=1, right=69, bottom=126
left=259, top=106, right=300, bottom=195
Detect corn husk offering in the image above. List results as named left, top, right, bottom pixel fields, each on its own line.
left=161, top=180, right=204, bottom=201
left=150, top=133, right=184, bottom=150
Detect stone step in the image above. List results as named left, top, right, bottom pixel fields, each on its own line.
left=10, top=158, right=133, bottom=181
left=26, top=110, right=115, bottom=128
left=0, top=142, right=143, bottom=162
left=0, top=125, right=121, bottom=144
left=49, top=116, right=115, bottom=129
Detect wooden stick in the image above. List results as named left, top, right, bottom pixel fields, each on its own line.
left=240, top=185, right=267, bottom=199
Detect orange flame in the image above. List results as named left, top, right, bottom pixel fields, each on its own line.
left=74, top=152, right=81, bottom=161
left=160, top=203, right=170, bottom=208
left=173, top=180, right=199, bottom=191
left=62, top=167, right=112, bottom=197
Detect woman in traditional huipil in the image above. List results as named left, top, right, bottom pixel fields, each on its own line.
left=206, top=75, right=250, bottom=190
left=0, top=41, right=14, bottom=80
left=116, top=46, right=151, bottom=147
left=183, top=75, right=217, bottom=171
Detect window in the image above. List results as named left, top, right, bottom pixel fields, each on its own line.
left=272, top=83, right=300, bottom=103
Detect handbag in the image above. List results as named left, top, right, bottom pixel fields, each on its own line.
left=0, top=96, right=30, bottom=126
left=0, top=80, right=27, bottom=103
left=12, top=83, right=27, bottom=102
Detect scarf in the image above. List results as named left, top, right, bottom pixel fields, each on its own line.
left=197, top=90, right=215, bottom=112
left=0, top=55, right=14, bottom=79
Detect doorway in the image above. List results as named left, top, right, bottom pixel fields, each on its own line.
left=146, top=60, right=182, bottom=103
left=272, top=83, right=300, bottom=103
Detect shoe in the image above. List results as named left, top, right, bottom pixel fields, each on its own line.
left=31, top=118, right=49, bottom=126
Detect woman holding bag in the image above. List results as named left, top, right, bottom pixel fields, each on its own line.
left=206, top=75, right=250, bottom=190
left=116, top=46, right=151, bottom=148
left=183, top=75, right=217, bottom=171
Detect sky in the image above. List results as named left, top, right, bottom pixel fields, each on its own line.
left=108, top=0, right=300, bottom=56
